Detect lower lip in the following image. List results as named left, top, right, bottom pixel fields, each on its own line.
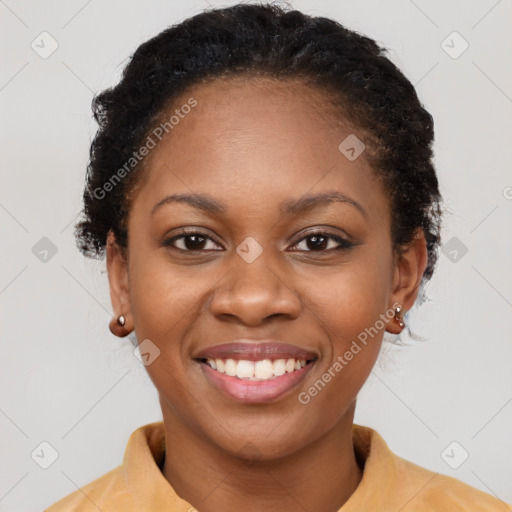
left=198, top=361, right=315, bottom=403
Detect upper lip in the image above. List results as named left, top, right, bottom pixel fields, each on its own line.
left=194, top=340, right=318, bottom=361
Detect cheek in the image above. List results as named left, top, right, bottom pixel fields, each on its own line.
left=305, top=245, right=392, bottom=336
left=300, top=241, right=393, bottom=385
left=127, top=254, right=199, bottom=401
left=128, top=249, right=198, bottom=347
left=298, top=279, right=386, bottom=424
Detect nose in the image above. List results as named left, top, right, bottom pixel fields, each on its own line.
left=209, top=254, right=302, bottom=327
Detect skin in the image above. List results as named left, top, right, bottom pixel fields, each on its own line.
left=106, top=76, right=427, bottom=512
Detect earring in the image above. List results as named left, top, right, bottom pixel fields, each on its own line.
left=117, top=315, right=125, bottom=326
left=394, top=306, right=405, bottom=329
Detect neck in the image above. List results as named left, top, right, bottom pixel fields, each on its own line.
left=161, top=400, right=363, bottom=512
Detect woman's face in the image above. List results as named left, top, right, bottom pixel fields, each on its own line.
left=107, top=76, right=426, bottom=460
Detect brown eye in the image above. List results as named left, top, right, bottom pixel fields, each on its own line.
left=163, top=232, right=223, bottom=252
left=291, top=231, right=353, bottom=252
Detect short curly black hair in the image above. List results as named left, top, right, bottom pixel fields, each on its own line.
left=75, top=1, right=442, bottom=283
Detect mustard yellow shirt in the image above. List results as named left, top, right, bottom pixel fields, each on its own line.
left=44, top=422, right=510, bottom=511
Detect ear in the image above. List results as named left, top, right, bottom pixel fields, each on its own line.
left=386, top=229, right=428, bottom=334
left=106, top=230, right=133, bottom=337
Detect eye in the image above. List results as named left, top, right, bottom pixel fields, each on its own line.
left=163, top=228, right=353, bottom=253
left=290, top=230, right=353, bottom=252
left=163, top=231, right=223, bottom=252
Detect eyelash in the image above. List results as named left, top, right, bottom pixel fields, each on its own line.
left=162, top=229, right=353, bottom=253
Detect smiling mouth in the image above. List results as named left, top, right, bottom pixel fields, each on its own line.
left=198, top=357, right=316, bottom=381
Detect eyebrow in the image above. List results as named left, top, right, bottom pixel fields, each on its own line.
left=151, top=190, right=367, bottom=219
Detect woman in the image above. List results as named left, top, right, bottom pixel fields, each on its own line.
left=45, top=3, right=510, bottom=511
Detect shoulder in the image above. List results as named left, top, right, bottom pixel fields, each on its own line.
left=44, top=421, right=168, bottom=512
left=393, top=454, right=510, bottom=511
left=350, top=425, right=511, bottom=512
left=43, top=465, right=131, bottom=511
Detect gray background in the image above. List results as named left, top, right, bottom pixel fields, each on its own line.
left=1, top=0, right=511, bottom=510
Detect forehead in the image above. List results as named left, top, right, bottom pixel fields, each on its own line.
left=174, top=74, right=346, bottom=137
left=130, top=75, right=389, bottom=226
left=145, top=74, right=353, bottom=168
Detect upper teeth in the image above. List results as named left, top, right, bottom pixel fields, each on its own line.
left=206, top=358, right=307, bottom=380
